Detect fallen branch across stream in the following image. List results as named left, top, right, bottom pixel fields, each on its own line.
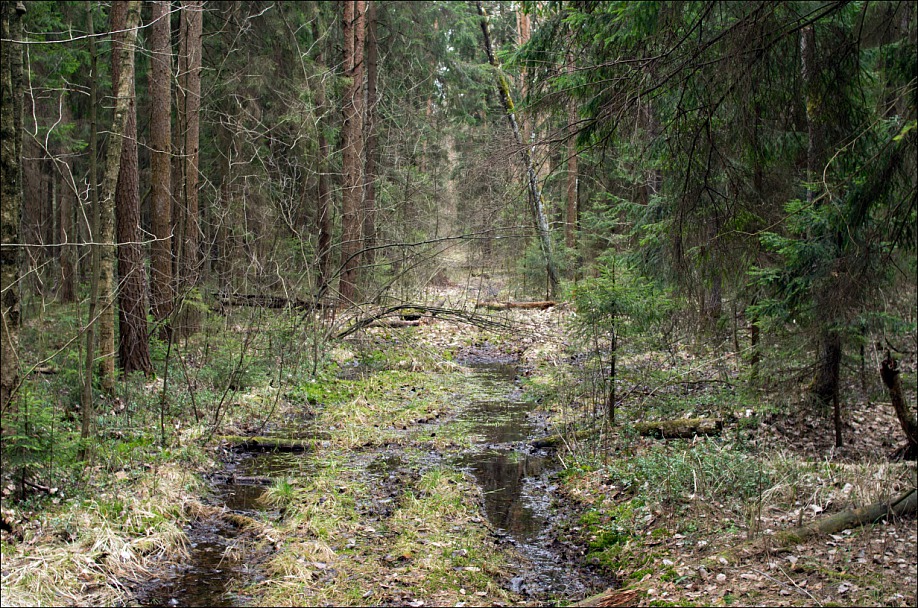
left=335, top=304, right=512, bottom=339
left=632, top=418, right=723, bottom=439
left=214, top=435, right=315, bottom=452
left=476, top=300, right=557, bottom=310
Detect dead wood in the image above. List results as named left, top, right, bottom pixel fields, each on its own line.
left=335, top=304, right=511, bottom=339
left=367, top=319, right=423, bottom=329
left=574, top=588, right=641, bottom=607
left=769, top=489, right=916, bottom=549
left=215, top=435, right=315, bottom=452
left=215, top=292, right=331, bottom=311
left=712, top=488, right=917, bottom=566
left=477, top=300, right=557, bottom=310
left=633, top=418, right=723, bottom=439
left=880, top=352, right=918, bottom=460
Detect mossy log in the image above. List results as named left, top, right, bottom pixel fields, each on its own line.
left=215, top=435, right=315, bottom=452
left=771, top=488, right=916, bottom=549
left=477, top=300, right=557, bottom=310
left=633, top=418, right=722, bottom=439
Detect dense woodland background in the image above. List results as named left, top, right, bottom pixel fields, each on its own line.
left=0, top=1, right=916, bottom=606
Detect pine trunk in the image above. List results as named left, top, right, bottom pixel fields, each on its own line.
left=97, top=1, right=141, bottom=394
left=339, top=0, right=366, bottom=304
left=176, top=0, right=203, bottom=336
left=363, top=0, right=378, bottom=267
left=112, top=0, right=152, bottom=376
left=149, top=0, right=173, bottom=335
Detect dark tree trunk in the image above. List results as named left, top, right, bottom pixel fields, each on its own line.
left=363, top=0, right=378, bottom=267
left=112, top=0, right=152, bottom=376
left=175, top=0, right=203, bottom=336
left=149, top=0, right=173, bottom=335
left=1, top=1, right=25, bottom=415
left=58, top=162, right=75, bottom=303
left=810, top=329, right=843, bottom=446
left=313, top=18, right=332, bottom=292
left=339, top=0, right=366, bottom=304
left=880, top=353, right=918, bottom=459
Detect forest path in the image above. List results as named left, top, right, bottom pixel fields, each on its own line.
left=136, top=300, right=606, bottom=607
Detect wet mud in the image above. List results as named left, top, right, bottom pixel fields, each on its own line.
left=135, top=353, right=605, bottom=606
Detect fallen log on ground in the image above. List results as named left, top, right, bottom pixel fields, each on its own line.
left=633, top=417, right=722, bottom=439
left=477, top=300, right=557, bottom=310
left=770, top=488, right=916, bottom=549
left=336, top=304, right=511, bottom=339
left=215, top=292, right=332, bottom=311
left=367, top=318, right=423, bottom=329
left=709, top=488, right=917, bottom=566
left=215, top=435, right=315, bottom=452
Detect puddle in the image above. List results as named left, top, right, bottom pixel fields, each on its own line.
left=456, top=362, right=603, bottom=601
left=137, top=444, right=310, bottom=606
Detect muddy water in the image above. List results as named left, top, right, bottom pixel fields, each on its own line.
left=457, top=362, right=600, bottom=600
left=135, top=452, right=293, bottom=607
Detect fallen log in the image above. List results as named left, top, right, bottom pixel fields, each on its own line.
left=367, top=319, right=423, bottom=329
left=633, top=418, right=722, bottom=439
left=477, top=300, right=557, bottom=310
left=708, top=488, right=917, bottom=567
left=771, top=488, right=916, bottom=549
left=215, top=435, right=315, bottom=452
left=215, top=292, right=332, bottom=311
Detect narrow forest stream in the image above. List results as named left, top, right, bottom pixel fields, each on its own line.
left=135, top=358, right=602, bottom=606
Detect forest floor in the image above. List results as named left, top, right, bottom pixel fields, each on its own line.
left=1, top=278, right=916, bottom=607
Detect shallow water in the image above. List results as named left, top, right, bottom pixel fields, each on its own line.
left=456, top=362, right=600, bottom=600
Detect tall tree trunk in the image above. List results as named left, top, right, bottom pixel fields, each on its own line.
left=800, top=25, right=823, bottom=206
left=313, top=19, right=332, bottom=292
left=477, top=1, right=560, bottom=297
left=339, top=0, right=366, bottom=304
left=1, top=1, right=26, bottom=416
left=150, top=0, right=173, bottom=336
left=363, top=0, right=378, bottom=268
left=81, top=0, right=101, bottom=448
left=811, top=328, right=843, bottom=446
left=176, top=0, right=203, bottom=335
left=58, top=157, right=76, bottom=303
left=565, top=52, right=578, bottom=251
left=98, top=1, right=142, bottom=394
left=112, top=0, right=152, bottom=376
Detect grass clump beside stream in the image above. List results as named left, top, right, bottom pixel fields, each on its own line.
left=0, top=463, right=205, bottom=607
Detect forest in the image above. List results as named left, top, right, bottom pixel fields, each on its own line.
left=0, top=1, right=916, bottom=606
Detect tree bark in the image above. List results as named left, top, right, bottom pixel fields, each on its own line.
left=58, top=172, right=76, bottom=303
left=363, top=0, right=378, bottom=267
left=112, top=0, right=152, bottom=376
left=477, top=1, right=560, bottom=297
left=565, top=53, right=578, bottom=251
left=149, top=0, right=174, bottom=335
left=97, top=1, right=141, bottom=394
left=880, top=353, right=918, bottom=458
left=810, top=328, right=843, bottom=447
left=339, top=0, right=366, bottom=304
left=176, top=0, right=203, bottom=335
left=312, top=18, right=333, bottom=292
left=1, top=1, right=26, bottom=416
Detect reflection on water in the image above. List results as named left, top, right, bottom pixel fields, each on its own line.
left=457, top=362, right=599, bottom=600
